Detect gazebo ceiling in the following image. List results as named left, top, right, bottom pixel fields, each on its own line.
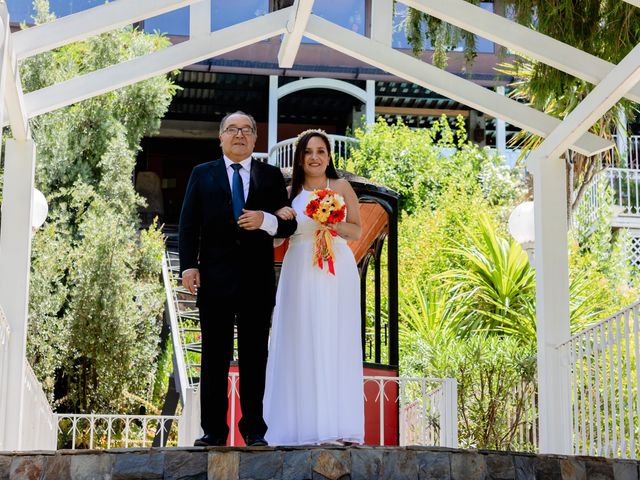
left=168, top=70, right=516, bottom=138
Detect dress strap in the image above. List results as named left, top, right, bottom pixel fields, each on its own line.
left=326, top=178, right=330, bottom=189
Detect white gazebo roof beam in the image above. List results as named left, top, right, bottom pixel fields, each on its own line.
left=528, top=42, right=640, bottom=167
left=304, top=15, right=612, bottom=157
left=401, top=0, right=640, bottom=104
left=623, top=0, right=639, bottom=7
left=0, top=5, right=28, bottom=140
left=13, top=0, right=202, bottom=60
left=22, top=9, right=290, bottom=120
left=277, top=0, right=314, bottom=68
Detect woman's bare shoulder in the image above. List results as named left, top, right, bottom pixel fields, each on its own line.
left=333, top=178, right=354, bottom=194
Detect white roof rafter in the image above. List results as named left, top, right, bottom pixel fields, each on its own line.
left=13, top=0, right=201, bottom=60
left=10, top=0, right=632, bottom=158
left=304, top=15, right=612, bottom=156
left=0, top=4, right=28, bottom=140
left=22, top=9, right=290, bottom=120
left=277, top=0, right=314, bottom=68
left=401, top=0, right=640, bottom=104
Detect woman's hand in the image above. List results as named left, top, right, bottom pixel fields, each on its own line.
left=331, top=222, right=346, bottom=239
left=275, top=206, right=296, bottom=220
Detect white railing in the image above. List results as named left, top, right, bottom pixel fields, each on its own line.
left=269, top=135, right=360, bottom=169
left=182, top=374, right=457, bottom=447
left=165, top=250, right=201, bottom=387
left=0, top=306, right=9, bottom=451
left=179, top=375, right=458, bottom=447
left=21, top=362, right=57, bottom=450
left=557, top=300, right=640, bottom=459
left=371, top=376, right=458, bottom=448
left=576, top=135, right=640, bottom=224
left=163, top=251, right=201, bottom=447
left=162, top=252, right=189, bottom=400
left=612, top=135, right=640, bottom=169
left=578, top=167, right=640, bottom=234
left=504, top=380, right=538, bottom=452
left=56, top=413, right=180, bottom=449
left=597, top=167, right=640, bottom=217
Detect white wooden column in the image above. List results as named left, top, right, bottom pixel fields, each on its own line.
left=370, top=0, right=392, bottom=44
left=365, top=80, right=375, bottom=125
left=496, top=86, right=507, bottom=156
left=0, top=139, right=37, bottom=450
left=529, top=154, right=572, bottom=454
left=268, top=75, right=278, bottom=163
left=616, top=108, right=628, bottom=167
left=189, top=0, right=210, bottom=38
left=367, top=0, right=392, bottom=126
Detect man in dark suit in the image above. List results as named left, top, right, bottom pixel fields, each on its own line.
left=179, top=111, right=297, bottom=447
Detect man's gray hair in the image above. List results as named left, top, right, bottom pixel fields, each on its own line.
left=219, top=111, right=257, bottom=135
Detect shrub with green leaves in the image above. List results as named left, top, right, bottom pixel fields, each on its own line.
left=15, top=0, right=177, bottom=413
left=352, top=117, right=523, bottom=214
left=352, top=117, right=638, bottom=448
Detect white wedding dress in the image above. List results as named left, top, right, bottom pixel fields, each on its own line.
left=263, top=187, right=364, bottom=445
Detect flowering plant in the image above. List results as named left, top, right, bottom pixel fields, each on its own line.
left=305, top=189, right=346, bottom=275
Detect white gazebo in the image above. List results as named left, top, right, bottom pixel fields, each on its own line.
left=0, top=0, right=638, bottom=454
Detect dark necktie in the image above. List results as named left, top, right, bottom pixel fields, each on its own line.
left=231, top=163, right=245, bottom=221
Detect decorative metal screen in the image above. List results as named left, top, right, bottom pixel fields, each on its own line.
left=628, top=233, right=640, bottom=268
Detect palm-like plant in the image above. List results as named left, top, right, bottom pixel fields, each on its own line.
left=438, top=214, right=536, bottom=340
left=400, top=282, right=460, bottom=346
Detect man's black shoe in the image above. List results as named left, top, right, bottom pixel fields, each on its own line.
left=194, top=434, right=227, bottom=447
left=244, top=434, right=268, bottom=447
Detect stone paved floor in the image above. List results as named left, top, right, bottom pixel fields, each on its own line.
left=1, top=445, right=639, bottom=479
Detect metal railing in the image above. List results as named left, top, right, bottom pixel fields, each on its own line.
left=21, top=362, right=57, bottom=450
left=557, top=300, right=640, bottom=459
left=593, top=167, right=640, bottom=217
left=253, top=152, right=269, bottom=162
left=162, top=253, right=190, bottom=400
left=164, top=250, right=203, bottom=387
left=269, top=135, right=360, bottom=169
left=0, top=306, right=9, bottom=451
left=55, top=413, right=180, bottom=449
left=369, top=376, right=458, bottom=447
left=576, top=136, right=640, bottom=224
left=193, top=374, right=458, bottom=447
left=504, top=380, right=538, bottom=452
left=612, top=135, right=640, bottom=169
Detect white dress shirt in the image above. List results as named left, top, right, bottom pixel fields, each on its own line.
left=224, top=156, right=278, bottom=236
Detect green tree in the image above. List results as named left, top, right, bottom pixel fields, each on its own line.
left=403, top=1, right=639, bottom=216
left=17, top=1, right=177, bottom=413
left=403, top=1, right=640, bottom=84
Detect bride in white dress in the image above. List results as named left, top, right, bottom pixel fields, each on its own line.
left=263, top=129, right=364, bottom=446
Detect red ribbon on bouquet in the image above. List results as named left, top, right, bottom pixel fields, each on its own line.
left=313, top=226, right=338, bottom=275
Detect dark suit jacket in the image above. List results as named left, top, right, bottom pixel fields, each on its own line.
left=178, top=158, right=297, bottom=309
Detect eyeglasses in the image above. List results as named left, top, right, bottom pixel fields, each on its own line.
left=223, top=126, right=255, bottom=136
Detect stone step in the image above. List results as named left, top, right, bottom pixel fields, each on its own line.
left=1, top=446, right=638, bottom=479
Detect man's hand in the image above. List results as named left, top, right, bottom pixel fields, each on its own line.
left=238, top=209, right=264, bottom=230
left=182, top=268, right=200, bottom=295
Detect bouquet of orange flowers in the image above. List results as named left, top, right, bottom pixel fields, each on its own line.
left=305, top=189, right=347, bottom=275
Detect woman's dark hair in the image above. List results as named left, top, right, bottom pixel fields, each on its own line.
left=290, top=131, right=339, bottom=199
